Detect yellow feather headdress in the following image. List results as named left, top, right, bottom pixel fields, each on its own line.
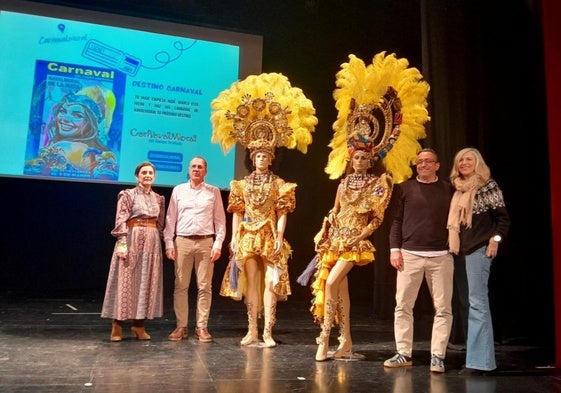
left=210, top=73, right=317, bottom=159
left=325, top=52, right=430, bottom=183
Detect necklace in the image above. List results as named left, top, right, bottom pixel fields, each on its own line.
left=342, top=173, right=377, bottom=204
left=344, top=173, right=371, bottom=190
left=247, top=171, right=273, bottom=206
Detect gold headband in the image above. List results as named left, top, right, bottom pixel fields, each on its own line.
left=325, top=52, right=430, bottom=183
left=211, top=73, right=317, bottom=158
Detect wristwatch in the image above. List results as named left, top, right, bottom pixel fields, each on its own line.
left=492, top=235, right=502, bottom=243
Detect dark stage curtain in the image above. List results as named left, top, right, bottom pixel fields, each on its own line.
left=541, top=0, right=561, bottom=368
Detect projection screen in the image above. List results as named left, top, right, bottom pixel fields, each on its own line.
left=0, top=0, right=263, bottom=189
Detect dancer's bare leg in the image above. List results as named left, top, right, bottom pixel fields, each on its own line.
left=315, top=260, right=353, bottom=361
left=263, top=263, right=277, bottom=347
left=241, top=257, right=260, bottom=345
left=333, top=276, right=353, bottom=358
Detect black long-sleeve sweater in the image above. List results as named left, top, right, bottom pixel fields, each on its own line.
left=389, top=178, right=454, bottom=252
left=458, top=179, right=510, bottom=255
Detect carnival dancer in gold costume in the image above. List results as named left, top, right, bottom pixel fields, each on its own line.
left=298, top=52, right=430, bottom=361
left=211, top=73, right=317, bottom=347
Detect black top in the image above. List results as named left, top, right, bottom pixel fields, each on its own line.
left=389, top=178, right=454, bottom=252
left=459, top=179, right=510, bottom=255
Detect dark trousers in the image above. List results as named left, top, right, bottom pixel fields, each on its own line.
left=449, top=255, right=469, bottom=345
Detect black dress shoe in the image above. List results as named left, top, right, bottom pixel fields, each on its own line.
left=447, top=342, right=466, bottom=351
left=459, top=367, right=490, bottom=376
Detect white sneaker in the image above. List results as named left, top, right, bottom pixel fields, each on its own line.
left=430, top=356, right=445, bottom=373
left=384, top=353, right=412, bottom=368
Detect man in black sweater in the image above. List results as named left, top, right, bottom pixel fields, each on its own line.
left=383, top=148, right=454, bottom=373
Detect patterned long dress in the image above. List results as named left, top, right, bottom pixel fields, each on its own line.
left=309, top=172, right=393, bottom=323
left=220, top=171, right=295, bottom=308
left=101, top=185, right=165, bottom=320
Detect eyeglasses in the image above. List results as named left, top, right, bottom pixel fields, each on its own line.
left=415, top=159, right=437, bottom=165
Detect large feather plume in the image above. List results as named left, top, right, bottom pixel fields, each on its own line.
left=325, top=52, right=430, bottom=183
left=210, top=73, right=317, bottom=154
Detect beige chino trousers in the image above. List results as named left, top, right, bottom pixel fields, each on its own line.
left=173, top=236, right=214, bottom=329
left=393, top=251, right=454, bottom=359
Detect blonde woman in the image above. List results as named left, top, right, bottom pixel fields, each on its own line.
left=447, top=147, right=510, bottom=375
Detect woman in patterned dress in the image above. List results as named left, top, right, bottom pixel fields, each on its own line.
left=101, top=161, right=165, bottom=341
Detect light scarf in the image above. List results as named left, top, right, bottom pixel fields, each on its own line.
left=447, top=175, right=485, bottom=254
